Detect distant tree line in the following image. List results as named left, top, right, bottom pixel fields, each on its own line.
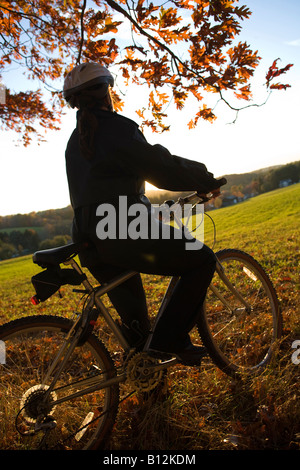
left=222, top=161, right=300, bottom=196
left=256, top=161, right=300, bottom=193
left=216, top=161, right=300, bottom=208
left=0, top=229, right=40, bottom=259
left=0, top=229, right=71, bottom=261
left=0, top=206, right=73, bottom=260
left=0, top=206, right=73, bottom=231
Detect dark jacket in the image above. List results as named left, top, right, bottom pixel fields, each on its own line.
left=65, top=109, right=221, bottom=210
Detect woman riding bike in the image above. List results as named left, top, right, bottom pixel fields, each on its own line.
left=63, top=62, right=226, bottom=366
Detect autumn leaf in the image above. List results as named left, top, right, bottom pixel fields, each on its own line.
left=234, top=85, right=252, bottom=100
left=265, top=58, right=293, bottom=90
left=188, top=104, right=216, bottom=128
left=269, top=83, right=291, bottom=91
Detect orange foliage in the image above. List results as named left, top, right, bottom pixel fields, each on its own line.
left=265, top=59, right=293, bottom=90
left=0, top=0, right=293, bottom=144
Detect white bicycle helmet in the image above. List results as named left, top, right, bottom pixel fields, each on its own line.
left=63, top=63, right=114, bottom=105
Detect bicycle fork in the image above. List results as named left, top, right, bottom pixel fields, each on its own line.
left=212, top=259, right=252, bottom=313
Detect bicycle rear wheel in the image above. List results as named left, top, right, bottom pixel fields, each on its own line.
left=0, top=315, right=119, bottom=450
left=197, top=249, right=282, bottom=376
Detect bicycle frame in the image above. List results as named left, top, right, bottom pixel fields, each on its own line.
left=40, top=189, right=254, bottom=408
left=42, top=256, right=181, bottom=407
left=41, top=246, right=252, bottom=411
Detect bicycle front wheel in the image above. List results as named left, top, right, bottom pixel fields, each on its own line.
left=0, top=315, right=119, bottom=450
left=198, top=249, right=282, bottom=376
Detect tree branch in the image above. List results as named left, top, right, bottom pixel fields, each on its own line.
left=218, top=89, right=272, bottom=124
left=77, top=0, right=87, bottom=64
left=105, top=0, right=188, bottom=79
left=105, top=0, right=270, bottom=122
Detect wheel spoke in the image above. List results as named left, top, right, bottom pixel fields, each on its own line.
left=0, top=316, right=119, bottom=450
left=198, top=249, right=281, bottom=376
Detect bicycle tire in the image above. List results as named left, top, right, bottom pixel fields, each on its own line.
left=0, top=315, right=119, bottom=450
left=197, top=249, right=282, bottom=377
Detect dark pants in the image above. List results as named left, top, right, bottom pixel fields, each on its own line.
left=72, top=203, right=216, bottom=351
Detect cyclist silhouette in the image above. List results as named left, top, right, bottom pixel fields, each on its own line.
left=63, top=62, right=226, bottom=365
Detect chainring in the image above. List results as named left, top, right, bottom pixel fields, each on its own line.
left=126, top=352, right=163, bottom=393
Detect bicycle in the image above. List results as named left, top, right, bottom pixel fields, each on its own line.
left=0, top=191, right=282, bottom=450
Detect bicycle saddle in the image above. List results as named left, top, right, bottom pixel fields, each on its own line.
left=33, top=242, right=88, bottom=267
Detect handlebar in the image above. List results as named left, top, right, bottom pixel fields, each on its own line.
left=176, top=177, right=227, bottom=207
left=158, top=178, right=227, bottom=248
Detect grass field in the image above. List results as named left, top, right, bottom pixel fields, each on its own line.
left=0, top=183, right=299, bottom=450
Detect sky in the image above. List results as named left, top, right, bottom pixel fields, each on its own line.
left=0, top=0, right=299, bottom=216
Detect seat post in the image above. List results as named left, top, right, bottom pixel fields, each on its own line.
left=64, top=258, right=94, bottom=293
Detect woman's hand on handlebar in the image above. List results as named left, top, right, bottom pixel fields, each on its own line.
left=197, top=177, right=227, bottom=201
left=210, top=187, right=222, bottom=198
left=216, top=177, right=227, bottom=187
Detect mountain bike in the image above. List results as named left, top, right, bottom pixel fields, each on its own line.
left=0, top=191, right=282, bottom=450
